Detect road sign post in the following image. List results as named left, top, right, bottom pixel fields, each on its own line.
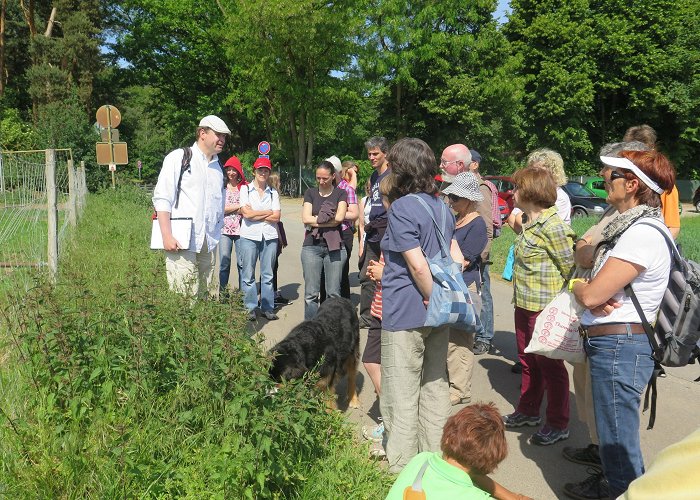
left=95, top=105, right=128, bottom=189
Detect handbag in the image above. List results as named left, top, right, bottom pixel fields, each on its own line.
left=408, top=195, right=477, bottom=332
left=502, top=244, right=515, bottom=281
left=150, top=217, right=193, bottom=250
left=525, top=288, right=585, bottom=363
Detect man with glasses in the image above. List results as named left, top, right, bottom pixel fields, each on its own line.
left=153, top=115, right=231, bottom=298
left=359, top=136, right=391, bottom=328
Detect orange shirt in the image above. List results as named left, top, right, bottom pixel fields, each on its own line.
left=661, top=186, right=680, bottom=230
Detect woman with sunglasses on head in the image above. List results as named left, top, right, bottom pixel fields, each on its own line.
left=570, top=150, right=675, bottom=499
left=300, top=160, right=348, bottom=320
left=441, top=172, right=488, bottom=407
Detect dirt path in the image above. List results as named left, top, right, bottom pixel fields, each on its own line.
left=237, top=196, right=700, bottom=499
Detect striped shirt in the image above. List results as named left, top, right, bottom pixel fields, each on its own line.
left=513, top=206, right=575, bottom=312
left=370, top=254, right=385, bottom=319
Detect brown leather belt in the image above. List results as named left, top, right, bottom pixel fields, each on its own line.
left=580, top=323, right=646, bottom=337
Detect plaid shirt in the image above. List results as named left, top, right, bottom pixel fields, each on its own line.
left=337, top=179, right=357, bottom=231
left=513, top=206, right=575, bottom=311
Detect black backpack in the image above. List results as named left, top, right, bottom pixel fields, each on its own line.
left=174, top=147, right=225, bottom=208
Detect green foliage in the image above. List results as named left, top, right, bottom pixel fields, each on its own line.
left=0, top=108, right=39, bottom=149
left=0, top=187, right=392, bottom=497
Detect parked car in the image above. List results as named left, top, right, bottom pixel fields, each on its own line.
left=694, top=186, right=700, bottom=212
left=497, top=195, right=510, bottom=221
left=561, top=181, right=608, bottom=218
left=585, top=177, right=607, bottom=199
left=483, top=175, right=515, bottom=212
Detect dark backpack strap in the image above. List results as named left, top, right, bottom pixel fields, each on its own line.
left=174, top=147, right=192, bottom=209
left=643, top=365, right=662, bottom=429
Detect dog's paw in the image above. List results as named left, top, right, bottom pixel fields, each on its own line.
left=348, top=395, right=361, bottom=409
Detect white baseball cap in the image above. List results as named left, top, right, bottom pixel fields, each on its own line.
left=198, top=115, right=231, bottom=135
left=325, top=155, right=342, bottom=173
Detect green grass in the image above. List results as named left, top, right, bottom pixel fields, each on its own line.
left=490, top=215, right=700, bottom=281
left=0, top=186, right=392, bottom=498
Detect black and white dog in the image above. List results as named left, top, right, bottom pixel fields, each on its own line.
left=269, top=297, right=360, bottom=409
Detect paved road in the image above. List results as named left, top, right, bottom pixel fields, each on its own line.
left=235, top=197, right=700, bottom=499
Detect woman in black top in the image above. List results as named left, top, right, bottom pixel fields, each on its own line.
left=300, top=161, right=348, bottom=320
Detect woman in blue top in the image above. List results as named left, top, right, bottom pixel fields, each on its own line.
left=379, top=138, right=465, bottom=473
left=442, top=172, right=488, bottom=406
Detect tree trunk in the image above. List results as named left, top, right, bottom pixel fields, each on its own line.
left=19, top=0, right=36, bottom=37
left=289, top=110, right=299, bottom=168
left=0, top=0, right=5, bottom=96
left=44, top=7, right=57, bottom=37
left=305, top=126, right=314, bottom=169
left=297, top=111, right=306, bottom=169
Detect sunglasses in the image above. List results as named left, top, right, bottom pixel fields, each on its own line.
left=447, top=194, right=463, bottom=202
left=609, top=170, right=627, bottom=181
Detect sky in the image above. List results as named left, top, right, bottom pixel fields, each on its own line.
left=495, top=0, right=512, bottom=22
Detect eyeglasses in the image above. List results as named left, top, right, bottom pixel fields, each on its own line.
left=440, top=158, right=460, bottom=166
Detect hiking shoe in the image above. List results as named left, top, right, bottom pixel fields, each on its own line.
left=262, top=311, right=279, bottom=321
left=503, top=412, right=541, bottom=428
left=248, top=310, right=257, bottom=322
left=563, top=470, right=609, bottom=499
left=511, top=361, right=523, bottom=374
left=473, top=340, right=491, bottom=355
left=362, top=421, right=384, bottom=442
left=530, top=425, right=570, bottom=446
left=563, top=444, right=602, bottom=468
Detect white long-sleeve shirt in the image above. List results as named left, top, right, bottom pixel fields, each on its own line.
left=152, top=143, right=225, bottom=252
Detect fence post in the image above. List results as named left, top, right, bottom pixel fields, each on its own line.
left=78, top=160, right=86, bottom=217
left=67, top=159, right=77, bottom=227
left=46, top=149, right=58, bottom=282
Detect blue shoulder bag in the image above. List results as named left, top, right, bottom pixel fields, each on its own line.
left=408, top=195, right=477, bottom=332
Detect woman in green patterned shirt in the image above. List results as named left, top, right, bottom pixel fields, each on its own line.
left=502, top=166, right=576, bottom=446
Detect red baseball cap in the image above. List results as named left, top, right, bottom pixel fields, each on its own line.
left=253, top=157, right=272, bottom=170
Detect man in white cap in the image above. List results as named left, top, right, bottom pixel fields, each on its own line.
left=152, top=115, right=231, bottom=298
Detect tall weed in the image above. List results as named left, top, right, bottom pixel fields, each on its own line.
left=0, top=186, right=391, bottom=498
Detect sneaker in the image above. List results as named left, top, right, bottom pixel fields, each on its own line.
left=473, top=340, right=491, bottom=355
left=530, top=425, right=570, bottom=446
left=563, top=444, right=602, bottom=469
left=503, top=412, right=541, bottom=428
left=248, top=310, right=257, bottom=322
left=362, top=421, right=384, bottom=442
left=511, top=361, right=523, bottom=374
left=368, top=441, right=386, bottom=459
left=262, top=311, right=279, bottom=321
left=563, top=470, right=609, bottom=499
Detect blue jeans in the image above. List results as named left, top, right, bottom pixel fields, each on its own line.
left=219, top=234, right=241, bottom=293
left=476, top=263, right=494, bottom=344
left=238, top=237, right=278, bottom=313
left=585, top=330, right=654, bottom=498
left=301, top=244, right=347, bottom=320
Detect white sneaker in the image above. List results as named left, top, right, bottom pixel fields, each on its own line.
left=362, top=421, right=384, bottom=442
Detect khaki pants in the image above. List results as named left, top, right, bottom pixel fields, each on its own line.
left=572, top=358, right=598, bottom=444
left=380, top=325, right=451, bottom=473
left=447, top=282, right=482, bottom=402
left=165, top=239, right=215, bottom=299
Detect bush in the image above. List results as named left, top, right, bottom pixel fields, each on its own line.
left=0, top=186, right=391, bottom=498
